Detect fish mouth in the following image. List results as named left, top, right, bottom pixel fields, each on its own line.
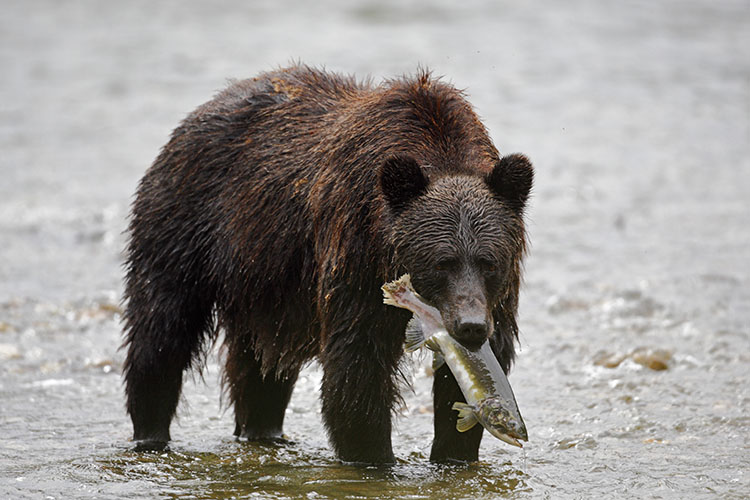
left=480, top=393, right=528, bottom=448
left=487, top=427, right=525, bottom=448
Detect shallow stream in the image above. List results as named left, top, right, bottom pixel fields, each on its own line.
left=1, top=1, right=748, bottom=498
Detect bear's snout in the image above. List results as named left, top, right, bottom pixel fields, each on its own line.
left=453, top=320, right=489, bottom=348
left=437, top=271, right=494, bottom=349
left=447, top=294, right=492, bottom=349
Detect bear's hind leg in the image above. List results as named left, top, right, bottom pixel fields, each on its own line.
left=225, top=339, right=299, bottom=442
left=122, top=289, right=215, bottom=451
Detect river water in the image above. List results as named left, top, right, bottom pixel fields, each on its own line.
left=1, top=0, right=748, bottom=498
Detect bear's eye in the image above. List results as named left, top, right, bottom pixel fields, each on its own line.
left=435, top=257, right=459, bottom=272
left=477, top=258, right=498, bottom=274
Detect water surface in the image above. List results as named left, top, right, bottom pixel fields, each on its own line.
left=1, top=0, right=748, bottom=498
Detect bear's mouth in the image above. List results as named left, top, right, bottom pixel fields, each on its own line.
left=440, top=308, right=493, bottom=350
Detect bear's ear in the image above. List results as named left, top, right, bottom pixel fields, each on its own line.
left=379, top=155, right=429, bottom=213
left=486, top=154, right=534, bottom=213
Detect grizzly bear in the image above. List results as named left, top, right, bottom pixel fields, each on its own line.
left=122, top=64, right=533, bottom=463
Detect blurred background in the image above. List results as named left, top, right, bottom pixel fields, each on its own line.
left=1, top=1, right=748, bottom=498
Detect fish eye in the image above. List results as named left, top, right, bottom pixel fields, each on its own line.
left=489, top=406, right=509, bottom=423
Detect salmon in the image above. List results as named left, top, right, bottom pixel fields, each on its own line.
left=383, top=274, right=528, bottom=447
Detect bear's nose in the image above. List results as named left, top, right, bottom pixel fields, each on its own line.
left=453, top=321, right=489, bottom=349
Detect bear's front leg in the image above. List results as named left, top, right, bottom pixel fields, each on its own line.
left=430, top=363, right=484, bottom=462
left=319, top=299, right=405, bottom=464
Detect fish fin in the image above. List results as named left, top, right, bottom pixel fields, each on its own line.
left=404, top=317, right=427, bottom=353
left=432, top=351, right=445, bottom=370
left=424, top=337, right=441, bottom=352
left=452, top=402, right=479, bottom=432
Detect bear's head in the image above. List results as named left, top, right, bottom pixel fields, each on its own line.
left=380, top=154, right=533, bottom=350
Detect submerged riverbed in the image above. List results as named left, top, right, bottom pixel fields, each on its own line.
left=1, top=0, right=748, bottom=498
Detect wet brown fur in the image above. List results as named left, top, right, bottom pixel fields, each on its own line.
left=121, top=64, right=532, bottom=463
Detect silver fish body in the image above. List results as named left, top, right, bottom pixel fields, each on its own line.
left=383, top=274, right=527, bottom=447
